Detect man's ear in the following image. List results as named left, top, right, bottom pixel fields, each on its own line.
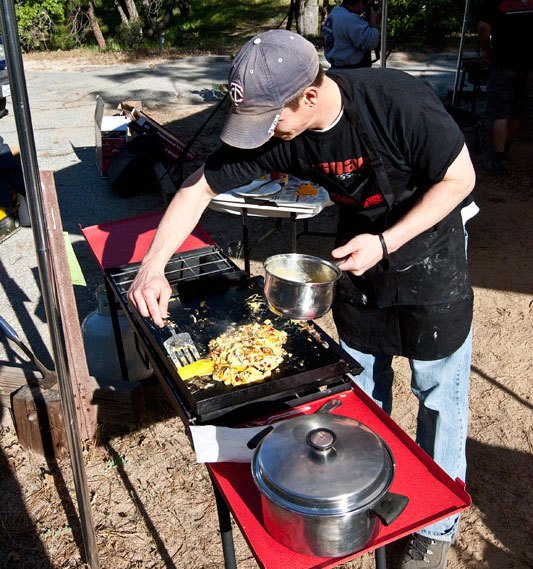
left=303, top=86, right=319, bottom=108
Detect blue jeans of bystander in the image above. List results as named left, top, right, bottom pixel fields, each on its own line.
left=340, top=328, right=472, bottom=542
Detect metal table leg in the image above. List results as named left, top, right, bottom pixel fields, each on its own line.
left=375, top=546, right=387, bottom=569
left=104, top=279, right=129, bottom=380
left=290, top=213, right=297, bottom=252
left=213, top=482, right=238, bottom=569
left=241, top=208, right=251, bottom=275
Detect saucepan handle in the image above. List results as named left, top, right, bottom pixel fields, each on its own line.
left=246, top=426, right=274, bottom=450
left=371, top=492, right=409, bottom=526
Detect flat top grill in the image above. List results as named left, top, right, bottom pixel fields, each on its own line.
left=107, top=246, right=361, bottom=422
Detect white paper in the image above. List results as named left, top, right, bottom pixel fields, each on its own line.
left=189, top=425, right=267, bottom=463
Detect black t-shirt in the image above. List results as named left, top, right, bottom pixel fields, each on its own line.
left=478, top=0, right=533, bottom=69
left=203, top=69, right=472, bottom=359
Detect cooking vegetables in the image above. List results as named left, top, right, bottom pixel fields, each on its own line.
left=208, top=321, right=288, bottom=386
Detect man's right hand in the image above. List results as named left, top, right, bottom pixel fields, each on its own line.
left=127, top=264, right=172, bottom=328
left=126, top=165, right=216, bottom=328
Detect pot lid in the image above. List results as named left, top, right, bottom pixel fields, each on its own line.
left=252, top=414, right=394, bottom=515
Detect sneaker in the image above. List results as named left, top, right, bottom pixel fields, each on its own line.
left=398, top=534, right=452, bottom=568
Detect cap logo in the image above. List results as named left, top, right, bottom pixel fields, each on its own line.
left=229, top=81, right=245, bottom=107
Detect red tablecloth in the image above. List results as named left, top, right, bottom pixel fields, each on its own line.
left=80, top=210, right=214, bottom=269
left=208, top=387, right=471, bottom=569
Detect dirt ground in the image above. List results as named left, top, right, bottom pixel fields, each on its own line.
left=0, top=60, right=532, bottom=569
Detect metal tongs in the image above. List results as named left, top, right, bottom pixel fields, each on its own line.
left=163, top=320, right=201, bottom=369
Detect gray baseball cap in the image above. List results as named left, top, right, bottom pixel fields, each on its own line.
left=220, top=30, right=320, bottom=149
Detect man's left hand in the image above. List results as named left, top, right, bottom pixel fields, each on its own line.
left=332, top=234, right=383, bottom=276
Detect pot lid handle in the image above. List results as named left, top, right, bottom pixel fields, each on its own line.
left=306, top=428, right=336, bottom=452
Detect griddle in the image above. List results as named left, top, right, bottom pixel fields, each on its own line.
left=106, top=246, right=362, bottom=421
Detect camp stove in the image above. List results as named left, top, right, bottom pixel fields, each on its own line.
left=106, top=245, right=361, bottom=424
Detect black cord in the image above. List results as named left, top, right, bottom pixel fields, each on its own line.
left=174, top=91, right=230, bottom=187
left=177, top=91, right=229, bottom=165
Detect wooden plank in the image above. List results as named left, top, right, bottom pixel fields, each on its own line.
left=40, top=171, right=97, bottom=440
left=0, top=366, right=42, bottom=408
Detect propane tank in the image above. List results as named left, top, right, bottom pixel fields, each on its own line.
left=82, top=286, right=152, bottom=381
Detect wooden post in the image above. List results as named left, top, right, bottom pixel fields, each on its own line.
left=12, top=385, right=69, bottom=459
left=0, top=367, right=41, bottom=408
left=39, top=171, right=97, bottom=441
left=90, top=376, right=146, bottom=425
left=10, top=375, right=147, bottom=458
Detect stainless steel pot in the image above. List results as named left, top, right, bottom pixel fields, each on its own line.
left=263, top=253, right=342, bottom=320
left=250, top=412, right=408, bottom=558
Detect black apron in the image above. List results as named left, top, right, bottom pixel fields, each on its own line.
left=293, top=78, right=473, bottom=359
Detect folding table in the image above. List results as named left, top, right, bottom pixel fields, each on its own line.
left=81, top=214, right=471, bottom=569
left=208, top=177, right=334, bottom=274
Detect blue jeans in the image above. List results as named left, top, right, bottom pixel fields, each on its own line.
left=340, top=328, right=472, bottom=542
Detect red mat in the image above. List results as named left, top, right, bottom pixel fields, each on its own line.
left=208, top=386, right=471, bottom=569
left=81, top=211, right=214, bottom=269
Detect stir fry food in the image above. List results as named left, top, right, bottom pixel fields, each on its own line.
left=209, top=321, right=288, bottom=386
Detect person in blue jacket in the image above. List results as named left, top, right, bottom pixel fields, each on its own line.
left=323, top=0, right=381, bottom=69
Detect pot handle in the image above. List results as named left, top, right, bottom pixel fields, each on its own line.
left=371, top=492, right=409, bottom=526
left=316, top=398, right=342, bottom=414
left=246, top=426, right=274, bottom=450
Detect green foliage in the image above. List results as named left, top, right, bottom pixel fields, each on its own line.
left=10, top=0, right=483, bottom=54
left=420, top=0, right=463, bottom=44
left=15, top=0, right=65, bottom=51
left=165, top=0, right=289, bottom=51
left=116, top=19, right=145, bottom=52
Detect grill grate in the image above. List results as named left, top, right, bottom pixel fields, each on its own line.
left=107, top=246, right=239, bottom=298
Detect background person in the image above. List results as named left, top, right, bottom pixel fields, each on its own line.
left=477, top=0, right=533, bottom=174
left=0, top=135, right=25, bottom=236
left=128, top=30, right=477, bottom=569
left=323, top=0, right=381, bottom=69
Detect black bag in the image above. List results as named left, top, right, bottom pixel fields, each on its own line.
left=108, top=134, right=165, bottom=197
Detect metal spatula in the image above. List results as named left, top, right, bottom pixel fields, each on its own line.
left=163, top=321, right=201, bottom=369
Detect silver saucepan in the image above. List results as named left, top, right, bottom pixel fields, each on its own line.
left=248, top=407, right=409, bottom=558
left=263, top=253, right=342, bottom=320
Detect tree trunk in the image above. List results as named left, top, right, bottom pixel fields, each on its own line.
left=296, top=0, right=319, bottom=37
left=87, top=0, right=107, bottom=50
left=320, top=0, right=331, bottom=24
left=123, top=0, right=140, bottom=20
left=115, top=0, right=129, bottom=24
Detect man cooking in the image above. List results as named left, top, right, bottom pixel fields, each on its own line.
left=128, top=30, right=476, bottom=569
